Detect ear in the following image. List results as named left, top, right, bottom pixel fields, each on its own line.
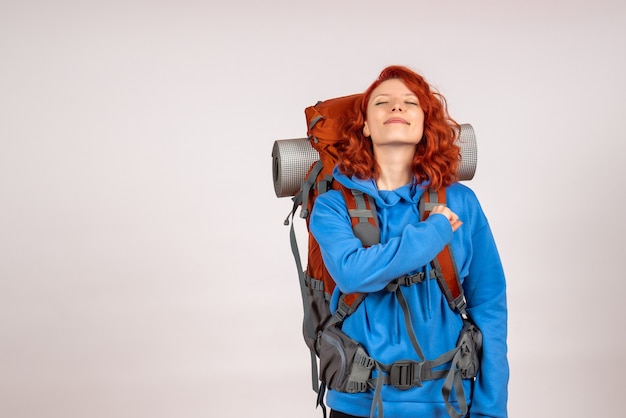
left=363, top=121, right=370, bottom=137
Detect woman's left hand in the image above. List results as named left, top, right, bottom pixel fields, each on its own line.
left=430, top=205, right=463, bottom=232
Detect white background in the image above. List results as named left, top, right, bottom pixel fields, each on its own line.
left=1, top=1, right=625, bottom=417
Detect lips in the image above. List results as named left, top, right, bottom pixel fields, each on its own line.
left=384, top=117, right=409, bottom=125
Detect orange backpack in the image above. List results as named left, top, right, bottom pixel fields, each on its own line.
left=274, top=94, right=480, bottom=418
left=278, top=94, right=370, bottom=394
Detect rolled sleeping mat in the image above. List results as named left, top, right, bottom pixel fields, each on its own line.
left=272, top=123, right=477, bottom=198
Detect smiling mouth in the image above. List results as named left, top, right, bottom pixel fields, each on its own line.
left=384, top=118, right=409, bottom=125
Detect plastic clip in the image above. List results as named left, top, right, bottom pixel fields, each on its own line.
left=390, top=361, right=423, bottom=390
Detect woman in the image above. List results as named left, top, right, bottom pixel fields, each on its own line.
left=309, top=66, right=508, bottom=417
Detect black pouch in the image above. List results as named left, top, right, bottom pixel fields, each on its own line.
left=317, top=325, right=373, bottom=393
left=456, top=320, right=483, bottom=379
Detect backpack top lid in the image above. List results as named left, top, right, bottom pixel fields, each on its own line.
left=305, top=94, right=363, bottom=148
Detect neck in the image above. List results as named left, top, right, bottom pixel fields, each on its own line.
left=373, top=144, right=415, bottom=190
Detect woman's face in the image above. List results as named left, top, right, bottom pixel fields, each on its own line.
left=363, top=78, right=425, bottom=148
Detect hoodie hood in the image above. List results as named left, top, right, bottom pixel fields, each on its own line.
left=332, top=166, right=425, bottom=208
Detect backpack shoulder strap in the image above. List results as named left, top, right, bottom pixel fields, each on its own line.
left=339, top=185, right=380, bottom=247
left=324, top=185, right=380, bottom=327
left=420, top=188, right=469, bottom=318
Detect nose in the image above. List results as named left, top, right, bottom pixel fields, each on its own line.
left=391, top=101, right=403, bottom=111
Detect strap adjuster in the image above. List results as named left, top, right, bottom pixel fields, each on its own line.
left=389, top=361, right=423, bottom=390
left=332, top=301, right=350, bottom=322
left=398, top=272, right=426, bottom=286
left=385, top=272, right=426, bottom=292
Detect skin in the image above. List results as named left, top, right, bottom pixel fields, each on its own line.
left=363, top=79, right=462, bottom=232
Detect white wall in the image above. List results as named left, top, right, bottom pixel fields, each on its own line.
left=1, top=1, right=624, bottom=417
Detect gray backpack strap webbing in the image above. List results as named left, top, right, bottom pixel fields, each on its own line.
left=368, top=343, right=464, bottom=418
left=285, top=160, right=324, bottom=393
left=379, top=349, right=457, bottom=389
left=287, top=209, right=319, bottom=393
left=327, top=292, right=367, bottom=328
left=442, top=348, right=470, bottom=418
left=369, top=365, right=385, bottom=418
left=392, top=285, right=426, bottom=361
left=346, top=189, right=380, bottom=247
left=298, top=160, right=324, bottom=219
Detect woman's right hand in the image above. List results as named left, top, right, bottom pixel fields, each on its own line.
left=430, top=205, right=463, bottom=232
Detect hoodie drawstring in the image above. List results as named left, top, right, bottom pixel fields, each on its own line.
left=425, top=264, right=433, bottom=319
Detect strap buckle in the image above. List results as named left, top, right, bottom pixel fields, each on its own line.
left=385, top=272, right=426, bottom=292
left=389, top=361, right=423, bottom=390
left=398, top=272, right=425, bottom=286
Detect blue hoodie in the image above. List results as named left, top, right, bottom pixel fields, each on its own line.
left=309, top=167, right=508, bottom=418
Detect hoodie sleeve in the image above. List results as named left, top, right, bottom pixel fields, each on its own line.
left=309, top=189, right=453, bottom=294
left=463, top=219, right=509, bottom=418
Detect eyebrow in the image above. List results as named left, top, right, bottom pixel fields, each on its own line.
left=373, top=93, right=418, bottom=99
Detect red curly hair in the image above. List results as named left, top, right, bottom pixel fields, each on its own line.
left=338, top=65, right=461, bottom=190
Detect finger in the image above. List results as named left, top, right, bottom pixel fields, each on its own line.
left=431, top=205, right=446, bottom=214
